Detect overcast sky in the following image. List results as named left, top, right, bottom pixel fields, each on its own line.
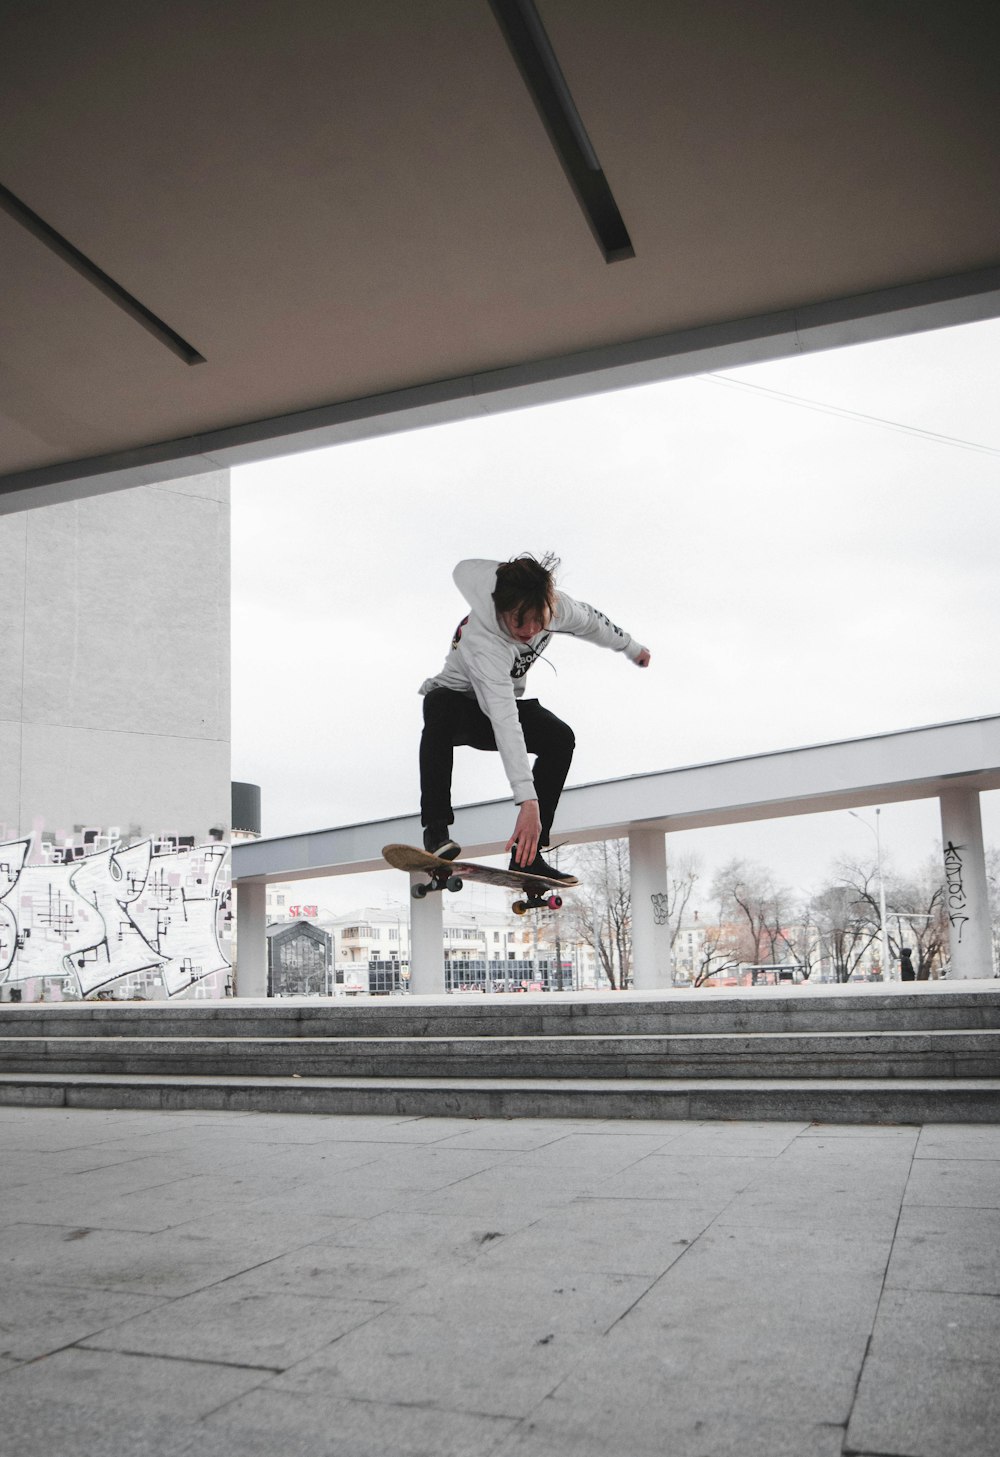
left=231, top=315, right=1000, bottom=914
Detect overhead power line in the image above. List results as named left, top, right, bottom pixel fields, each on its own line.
left=703, top=374, right=1000, bottom=458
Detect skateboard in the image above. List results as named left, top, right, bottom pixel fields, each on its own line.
left=382, top=844, right=577, bottom=914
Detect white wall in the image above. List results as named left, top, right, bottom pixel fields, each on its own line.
left=0, top=471, right=231, bottom=843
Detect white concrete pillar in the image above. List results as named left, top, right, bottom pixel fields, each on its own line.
left=939, top=789, right=994, bottom=979
left=629, top=827, right=673, bottom=990
left=408, top=877, right=445, bottom=993
left=235, top=881, right=268, bottom=997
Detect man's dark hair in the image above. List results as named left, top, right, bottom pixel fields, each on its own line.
left=493, top=552, right=560, bottom=627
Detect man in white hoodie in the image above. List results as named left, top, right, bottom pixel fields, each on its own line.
left=419, top=554, right=651, bottom=880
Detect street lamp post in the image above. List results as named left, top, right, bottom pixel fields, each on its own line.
left=849, top=809, right=891, bottom=980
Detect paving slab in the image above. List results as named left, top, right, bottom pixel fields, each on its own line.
left=868, top=1287, right=1000, bottom=1363
left=0, top=1282, right=166, bottom=1362
left=81, top=1285, right=387, bottom=1370
left=586, top=1149, right=778, bottom=1203
left=404, top=1162, right=613, bottom=1221
left=0, top=1394, right=325, bottom=1457
left=296, top=1206, right=532, bottom=1265
left=653, top=1118, right=808, bottom=1156
left=492, top=1407, right=847, bottom=1457
left=220, top=1236, right=455, bottom=1305
left=790, top=1125, right=921, bottom=1156
left=1, top=1166, right=286, bottom=1234
left=611, top=1219, right=891, bottom=1386
left=326, top=1141, right=519, bottom=1191
left=0, top=1218, right=336, bottom=1299
left=902, top=1156, right=1000, bottom=1208
left=915, top=1124, right=1000, bottom=1159
left=492, top=1128, right=683, bottom=1168
left=204, top=1387, right=518, bottom=1456
left=885, top=1205, right=1000, bottom=1295
left=397, top=1259, right=655, bottom=1334
left=0, top=1346, right=271, bottom=1419
left=473, top=1196, right=721, bottom=1278
left=382, top=1120, right=576, bottom=1152
left=265, top=1306, right=601, bottom=1419
left=849, top=1289, right=1000, bottom=1457
left=2, top=1144, right=166, bottom=1185
left=713, top=1134, right=914, bottom=1234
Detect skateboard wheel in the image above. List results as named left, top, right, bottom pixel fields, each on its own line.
left=512, top=900, right=528, bottom=916
left=411, top=883, right=428, bottom=900
left=446, top=875, right=463, bottom=893
left=548, top=895, right=563, bottom=910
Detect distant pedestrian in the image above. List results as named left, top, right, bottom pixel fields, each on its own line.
left=899, top=947, right=915, bottom=981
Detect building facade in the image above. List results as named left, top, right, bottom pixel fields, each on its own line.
left=0, top=472, right=233, bottom=1002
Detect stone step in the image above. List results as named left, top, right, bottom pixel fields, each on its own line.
left=3, top=1029, right=1000, bottom=1079
left=1, top=988, right=998, bottom=1038
left=1, top=1070, right=998, bottom=1123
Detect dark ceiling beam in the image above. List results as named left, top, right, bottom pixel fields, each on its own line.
left=0, top=183, right=206, bottom=366
left=488, top=0, right=634, bottom=263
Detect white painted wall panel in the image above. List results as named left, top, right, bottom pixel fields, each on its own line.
left=0, top=512, right=26, bottom=723
left=0, top=471, right=230, bottom=840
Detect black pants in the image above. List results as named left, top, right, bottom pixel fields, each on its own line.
left=420, top=688, right=575, bottom=846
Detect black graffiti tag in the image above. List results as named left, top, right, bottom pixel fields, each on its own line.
left=943, top=840, right=969, bottom=943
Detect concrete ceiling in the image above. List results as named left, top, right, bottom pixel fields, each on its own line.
left=3, top=0, right=999, bottom=510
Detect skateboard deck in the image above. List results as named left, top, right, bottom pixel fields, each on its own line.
left=382, top=843, right=577, bottom=913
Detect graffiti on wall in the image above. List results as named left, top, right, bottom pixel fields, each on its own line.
left=0, top=831, right=231, bottom=999
left=943, top=839, right=970, bottom=944
left=650, top=893, right=670, bottom=926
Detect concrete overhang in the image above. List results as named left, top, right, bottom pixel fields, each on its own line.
left=3, top=1, right=998, bottom=512
left=231, top=715, right=1000, bottom=885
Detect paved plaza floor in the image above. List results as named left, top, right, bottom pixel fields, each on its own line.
left=1, top=1106, right=998, bottom=1457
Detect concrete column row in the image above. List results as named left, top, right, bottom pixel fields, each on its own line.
left=235, top=790, right=996, bottom=994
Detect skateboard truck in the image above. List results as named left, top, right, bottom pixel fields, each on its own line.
left=512, top=893, right=563, bottom=915
left=411, top=868, right=464, bottom=899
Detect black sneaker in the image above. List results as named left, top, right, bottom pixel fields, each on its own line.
left=508, top=850, right=577, bottom=885
left=423, top=825, right=461, bottom=861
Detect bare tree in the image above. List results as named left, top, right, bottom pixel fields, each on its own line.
left=811, top=874, right=879, bottom=982
left=830, top=856, right=948, bottom=978
left=710, top=858, right=796, bottom=967
left=693, top=918, right=743, bottom=986
left=666, top=854, right=701, bottom=950
left=786, top=901, right=824, bottom=980
left=566, top=840, right=632, bottom=989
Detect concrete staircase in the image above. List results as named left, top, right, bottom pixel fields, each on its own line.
left=1, top=988, right=999, bottom=1123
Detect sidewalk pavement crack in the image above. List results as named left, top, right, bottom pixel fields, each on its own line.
left=75, top=1343, right=284, bottom=1373
left=840, top=1134, right=916, bottom=1455
left=598, top=1185, right=752, bottom=1336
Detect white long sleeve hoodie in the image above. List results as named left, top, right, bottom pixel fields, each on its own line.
left=419, top=559, right=647, bottom=805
